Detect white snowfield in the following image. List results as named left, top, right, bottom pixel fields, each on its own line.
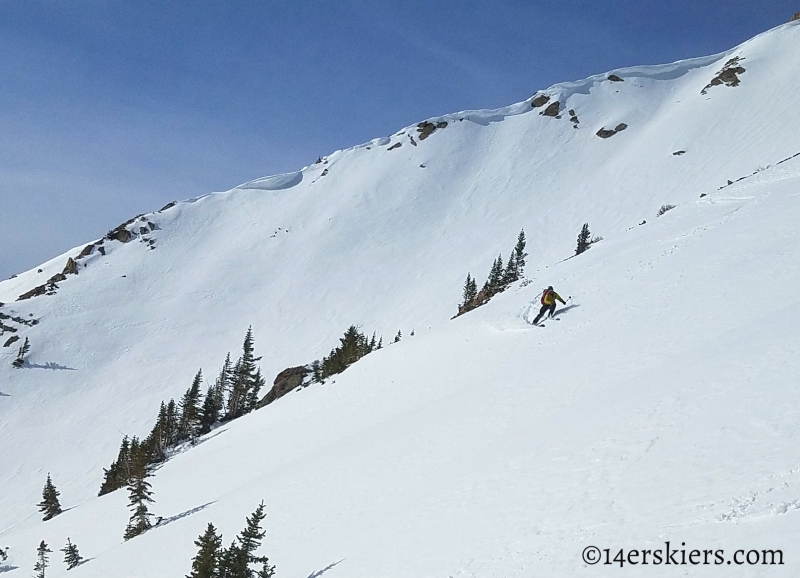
left=1, top=20, right=799, bottom=578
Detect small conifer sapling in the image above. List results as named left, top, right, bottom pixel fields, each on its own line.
left=575, top=223, right=592, bottom=255
left=12, top=337, right=30, bottom=368
left=34, top=541, right=52, bottom=578
left=37, top=473, right=63, bottom=521
left=60, top=538, right=84, bottom=570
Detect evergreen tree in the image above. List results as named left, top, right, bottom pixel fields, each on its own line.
left=200, top=355, right=232, bottom=433
left=512, top=229, right=528, bottom=274
left=99, top=462, right=120, bottom=496
left=60, top=538, right=83, bottom=570
left=12, top=337, right=30, bottom=368
left=487, top=254, right=505, bottom=290
left=116, top=435, right=132, bottom=479
left=33, top=541, right=51, bottom=578
left=37, top=473, right=63, bottom=521
left=502, top=253, right=517, bottom=287
left=503, top=229, right=528, bottom=286
left=187, top=523, right=222, bottom=578
left=123, top=451, right=155, bottom=541
left=218, top=502, right=275, bottom=578
left=167, top=399, right=179, bottom=444
left=576, top=223, right=592, bottom=255
left=178, top=370, right=204, bottom=442
left=394, top=330, right=402, bottom=343
left=316, top=325, right=373, bottom=381
left=226, top=328, right=263, bottom=421
left=310, top=360, right=322, bottom=384
left=199, top=384, right=218, bottom=434
left=377, top=336, right=383, bottom=350
left=100, top=435, right=134, bottom=495
left=145, top=402, right=170, bottom=463
left=244, top=368, right=266, bottom=414
left=462, top=273, right=477, bottom=306
left=0, top=546, right=7, bottom=562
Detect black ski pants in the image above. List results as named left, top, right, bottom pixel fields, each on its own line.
left=533, top=303, right=556, bottom=324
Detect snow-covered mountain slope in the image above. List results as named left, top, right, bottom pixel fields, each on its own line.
left=1, top=20, right=799, bottom=577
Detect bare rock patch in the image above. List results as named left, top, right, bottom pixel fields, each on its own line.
left=701, top=56, right=746, bottom=94
left=531, top=94, right=550, bottom=108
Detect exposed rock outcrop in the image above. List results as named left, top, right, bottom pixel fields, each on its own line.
left=77, top=244, right=95, bottom=258
left=790, top=11, right=800, bottom=22
left=530, top=94, right=550, bottom=108
left=596, top=123, right=628, bottom=138
left=608, top=74, right=624, bottom=82
left=62, top=258, right=78, bottom=276
left=388, top=142, right=402, bottom=151
left=701, top=56, right=746, bottom=94
left=3, top=335, right=20, bottom=348
left=17, top=284, right=48, bottom=301
left=257, top=366, right=310, bottom=408
left=416, top=121, right=448, bottom=141
left=541, top=102, right=560, bottom=117
left=107, top=227, right=132, bottom=243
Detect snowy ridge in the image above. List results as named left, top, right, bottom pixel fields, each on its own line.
left=1, top=20, right=799, bottom=577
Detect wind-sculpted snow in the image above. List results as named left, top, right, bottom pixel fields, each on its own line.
left=236, top=171, right=304, bottom=191
left=0, top=19, right=799, bottom=578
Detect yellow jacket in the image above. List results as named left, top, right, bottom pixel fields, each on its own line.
left=542, top=290, right=565, bottom=306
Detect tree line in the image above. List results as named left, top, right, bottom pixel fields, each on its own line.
left=457, top=229, right=528, bottom=315
left=99, top=327, right=265, bottom=496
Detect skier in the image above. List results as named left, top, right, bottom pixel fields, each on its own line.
left=533, top=286, right=566, bottom=325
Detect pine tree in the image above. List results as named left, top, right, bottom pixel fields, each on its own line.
left=310, top=360, right=322, bottom=383
left=37, top=473, right=63, bottom=521
left=200, top=355, right=232, bottom=433
left=12, top=336, right=30, bottom=368
left=116, top=435, right=132, bottom=481
left=178, top=370, right=204, bottom=442
left=244, top=368, right=266, bottom=414
left=123, top=451, right=155, bottom=541
left=316, top=325, right=373, bottom=381
left=218, top=502, right=275, bottom=578
left=377, top=336, right=383, bottom=350
left=502, top=253, right=517, bottom=287
left=145, top=402, right=170, bottom=463
left=0, top=546, right=7, bottom=562
left=487, top=254, right=504, bottom=291
left=187, top=523, right=222, bottom=578
left=462, top=273, right=477, bottom=306
left=503, top=229, right=528, bottom=286
left=576, top=223, right=592, bottom=255
left=60, top=538, right=83, bottom=570
left=394, top=330, right=401, bottom=343
left=34, top=540, right=52, bottom=578
left=226, top=328, right=263, bottom=421
left=512, top=229, right=528, bottom=275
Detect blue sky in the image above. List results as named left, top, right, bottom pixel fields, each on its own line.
left=1, top=1, right=797, bottom=280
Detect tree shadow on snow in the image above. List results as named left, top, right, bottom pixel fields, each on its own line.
left=307, top=559, right=344, bottom=578
left=21, top=361, right=77, bottom=371
left=0, top=391, right=10, bottom=397
left=156, top=501, right=217, bottom=529
left=0, top=566, right=19, bottom=574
